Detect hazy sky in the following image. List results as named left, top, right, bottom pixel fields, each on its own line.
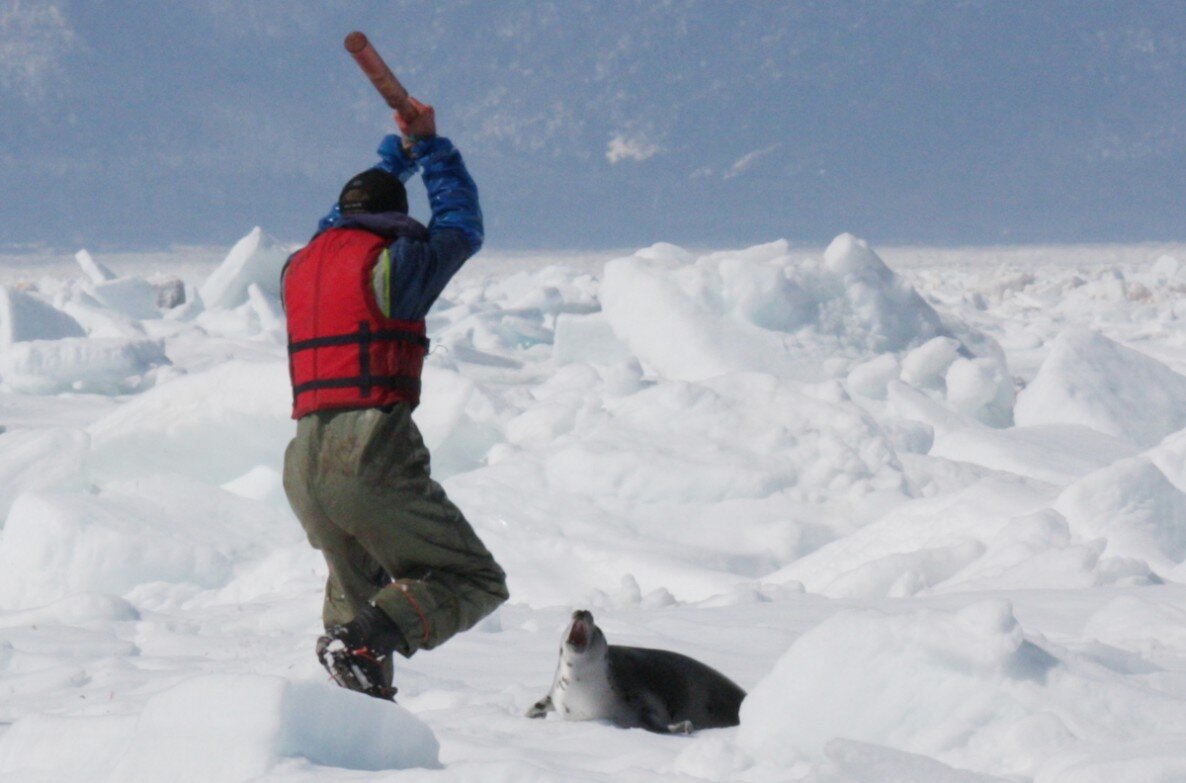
left=3, top=1, right=1184, bottom=251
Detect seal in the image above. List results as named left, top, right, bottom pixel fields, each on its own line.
left=526, top=609, right=746, bottom=734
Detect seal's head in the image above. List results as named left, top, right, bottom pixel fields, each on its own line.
left=562, top=609, right=608, bottom=660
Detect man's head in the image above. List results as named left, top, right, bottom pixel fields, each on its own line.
left=338, top=169, right=408, bottom=216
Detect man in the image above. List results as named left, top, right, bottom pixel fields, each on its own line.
left=282, top=98, right=509, bottom=700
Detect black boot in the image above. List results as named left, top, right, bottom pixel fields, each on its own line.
left=316, top=604, right=407, bottom=701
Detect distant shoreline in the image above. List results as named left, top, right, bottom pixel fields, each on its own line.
left=3, top=238, right=1185, bottom=288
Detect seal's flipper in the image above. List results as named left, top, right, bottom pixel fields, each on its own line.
left=526, top=694, right=553, bottom=718
left=637, top=703, right=677, bottom=734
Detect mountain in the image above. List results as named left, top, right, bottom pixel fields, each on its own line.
left=3, top=1, right=1185, bottom=249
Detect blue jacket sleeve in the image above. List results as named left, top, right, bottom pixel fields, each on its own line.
left=380, top=136, right=484, bottom=320
left=412, top=136, right=483, bottom=253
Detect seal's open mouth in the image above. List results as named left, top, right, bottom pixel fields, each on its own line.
left=567, top=619, right=589, bottom=649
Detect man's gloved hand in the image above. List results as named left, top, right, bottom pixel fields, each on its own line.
left=396, top=97, right=436, bottom=151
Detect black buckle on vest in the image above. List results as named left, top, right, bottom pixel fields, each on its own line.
left=358, top=321, right=372, bottom=397
left=291, top=376, right=422, bottom=396
left=288, top=321, right=428, bottom=405
left=288, top=328, right=429, bottom=353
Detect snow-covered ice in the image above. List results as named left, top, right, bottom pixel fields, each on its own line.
left=2, top=232, right=1186, bottom=781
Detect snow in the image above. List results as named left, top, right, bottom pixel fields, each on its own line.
left=0, top=337, right=169, bottom=394
left=1016, top=328, right=1186, bottom=447
left=74, top=249, right=117, bottom=284
left=600, top=235, right=957, bottom=384
left=1, top=675, right=439, bottom=781
left=1054, top=456, right=1186, bottom=572
left=197, top=227, right=291, bottom=310
left=2, top=232, right=1186, bottom=781
left=0, top=284, right=86, bottom=344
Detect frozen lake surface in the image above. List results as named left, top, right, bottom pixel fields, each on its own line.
left=2, top=232, right=1186, bottom=781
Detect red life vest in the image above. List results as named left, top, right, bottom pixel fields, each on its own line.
left=284, top=228, right=428, bottom=419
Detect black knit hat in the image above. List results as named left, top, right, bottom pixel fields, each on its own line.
left=338, top=169, right=408, bottom=216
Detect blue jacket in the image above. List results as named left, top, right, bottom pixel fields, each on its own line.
left=312, top=135, right=482, bottom=321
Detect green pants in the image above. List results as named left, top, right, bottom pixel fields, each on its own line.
left=283, top=404, right=508, bottom=658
